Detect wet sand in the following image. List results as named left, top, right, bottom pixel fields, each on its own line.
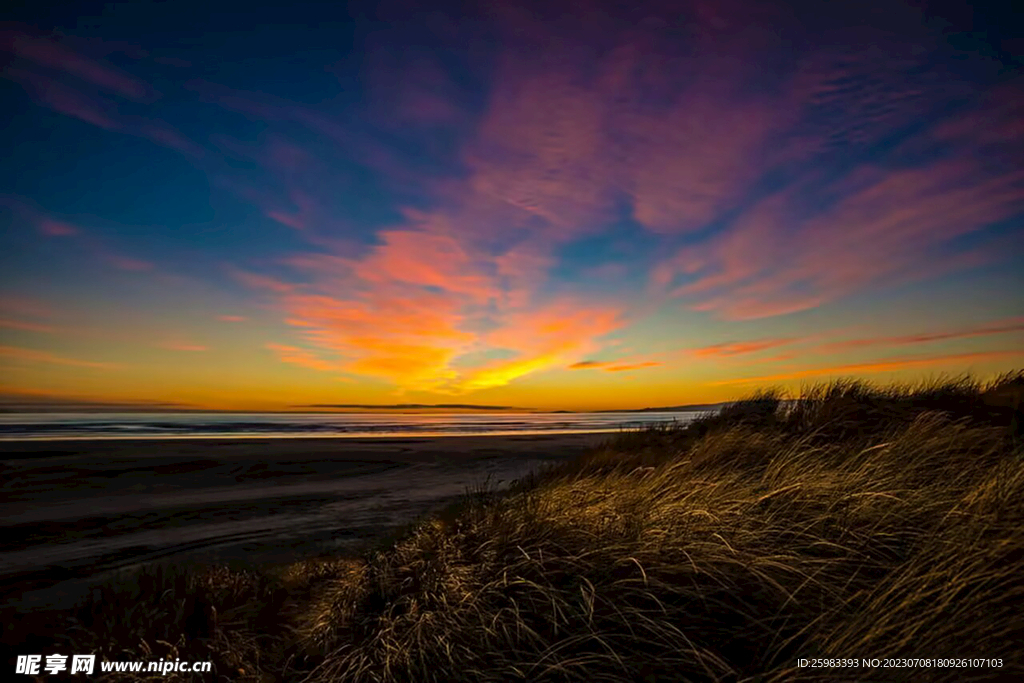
left=0, top=433, right=607, bottom=609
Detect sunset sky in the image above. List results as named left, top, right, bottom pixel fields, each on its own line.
left=1, top=0, right=1022, bottom=411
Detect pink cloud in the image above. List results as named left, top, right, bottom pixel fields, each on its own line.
left=3, top=67, right=121, bottom=130
left=101, top=251, right=155, bottom=272
left=230, top=268, right=297, bottom=294
left=688, top=338, right=801, bottom=358
left=138, top=123, right=206, bottom=158
left=218, top=315, right=247, bottom=322
left=352, top=230, right=501, bottom=305
left=1, top=31, right=153, bottom=101
left=37, top=219, right=79, bottom=237
left=0, top=295, right=54, bottom=321
left=658, top=133, right=1024, bottom=320
left=2, top=33, right=210, bottom=161
left=0, top=318, right=58, bottom=333
left=814, top=318, right=1024, bottom=353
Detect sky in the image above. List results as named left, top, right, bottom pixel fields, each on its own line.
left=0, top=0, right=1022, bottom=412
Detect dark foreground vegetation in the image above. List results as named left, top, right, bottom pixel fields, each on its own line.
left=3, top=372, right=1023, bottom=682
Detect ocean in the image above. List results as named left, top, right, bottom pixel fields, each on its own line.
left=0, top=410, right=708, bottom=440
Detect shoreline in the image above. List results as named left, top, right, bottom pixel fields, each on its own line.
left=0, top=428, right=626, bottom=443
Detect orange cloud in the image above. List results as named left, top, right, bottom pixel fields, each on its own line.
left=159, top=342, right=207, bottom=352
left=605, top=361, right=661, bottom=372
left=352, top=230, right=500, bottom=305
left=453, top=301, right=624, bottom=391
left=0, top=345, right=115, bottom=369
left=250, top=241, right=625, bottom=392
left=276, top=287, right=476, bottom=391
left=688, top=338, right=800, bottom=358
left=0, top=318, right=58, bottom=333
left=816, top=318, right=1024, bottom=353
left=266, top=343, right=343, bottom=373
left=710, top=350, right=1024, bottom=386
left=568, top=359, right=661, bottom=372
left=217, top=315, right=247, bottom=322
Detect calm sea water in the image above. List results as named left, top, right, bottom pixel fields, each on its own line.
left=0, top=410, right=710, bottom=440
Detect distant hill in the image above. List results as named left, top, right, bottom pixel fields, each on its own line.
left=595, top=403, right=728, bottom=413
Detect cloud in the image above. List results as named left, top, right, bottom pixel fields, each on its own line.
left=710, top=350, right=1024, bottom=386
left=159, top=341, right=207, bottom=352
left=816, top=317, right=1024, bottom=353
left=0, top=387, right=194, bottom=412
left=0, top=345, right=116, bottom=369
left=100, top=251, right=155, bottom=272
left=568, top=359, right=661, bottom=372
left=275, top=288, right=476, bottom=391
left=0, top=318, right=58, bottom=333
left=1, top=30, right=210, bottom=161
left=351, top=230, right=501, bottom=305
left=1, top=31, right=153, bottom=100
left=248, top=250, right=625, bottom=391
left=0, top=295, right=54, bottom=321
left=217, top=315, right=247, bottom=322
left=449, top=300, right=624, bottom=390
left=266, top=343, right=344, bottom=373
left=230, top=268, right=297, bottom=294
left=687, top=338, right=801, bottom=358
left=568, top=360, right=605, bottom=369
left=37, top=218, right=80, bottom=237
left=655, top=87, right=1024, bottom=319
left=605, top=361, right=661, bottom=372
left=2, top=65, right=121, bottom=129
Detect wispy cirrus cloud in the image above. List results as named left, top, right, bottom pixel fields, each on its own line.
left=1, top=29, right=207, bottom=160
left=0, top=318, right=59, bottom=333
left=0, top=345, right=116, bottom=369
left=710, top=349, right=1024, bottom=386
left=816, top=317, right=1024, bottom=353
left=3, top=196, right=159, bottom=274
left=0, top=30, right=154, bottom=100
left=158, top=341, right=207, bottom=352
left=98, top=251, right=155, bottom=272
left=37, top=218, right=80, bottom=237
left=265, top=343, right=344, bottom=373
left=687, top=338, right=802, bottom=358
left=569, top=359, right=661, bottom=372
left=654, top=85, right=1024, bottom=320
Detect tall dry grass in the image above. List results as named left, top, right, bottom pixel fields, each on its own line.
left=4, top=372, right=1022, bottom=682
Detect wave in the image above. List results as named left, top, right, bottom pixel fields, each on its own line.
left=0, top=411, right=710, bottom=440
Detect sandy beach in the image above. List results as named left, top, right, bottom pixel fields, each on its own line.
left=0, top=433, right=607, bottom=610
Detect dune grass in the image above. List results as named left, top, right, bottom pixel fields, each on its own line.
left=3, top=372, right=1022, bottom=682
